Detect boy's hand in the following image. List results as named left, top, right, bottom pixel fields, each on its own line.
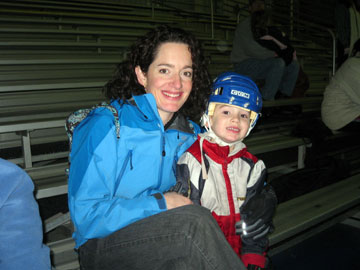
left=236, top=186, right=277, bottom=241
left=168, top=181, right=189, bottom=197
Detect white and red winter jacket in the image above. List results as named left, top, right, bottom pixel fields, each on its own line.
left=177, top=135, right=268, bottom=267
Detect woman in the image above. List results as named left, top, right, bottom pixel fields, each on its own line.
left=67, top=26, right=247, bottom=270
left=251, top=10, right=295, bottom=66
left=250, top=10, right=309, bottom=100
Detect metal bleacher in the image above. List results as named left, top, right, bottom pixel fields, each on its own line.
left=1, top=1, right=359, bottom=269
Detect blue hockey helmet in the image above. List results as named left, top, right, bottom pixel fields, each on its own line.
left=206, top=72, right=262, bottom=131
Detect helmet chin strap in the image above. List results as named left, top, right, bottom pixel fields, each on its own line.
left=199, top=129, right=241, bottom=146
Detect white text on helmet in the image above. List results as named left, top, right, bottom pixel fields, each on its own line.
left=230, top=89, right=250, bottom=99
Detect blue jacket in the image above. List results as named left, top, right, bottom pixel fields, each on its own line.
left=0, top=158, right=51, bottom=270
left=68, top=94, right=200, bottom=248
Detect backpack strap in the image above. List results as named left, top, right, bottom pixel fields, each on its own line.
left=65, top=102, right=120, bottom=151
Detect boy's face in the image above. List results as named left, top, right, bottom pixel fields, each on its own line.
left=210, top=104, right=250, bottom=144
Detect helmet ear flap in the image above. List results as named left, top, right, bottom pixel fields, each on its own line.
left=207, top=103, right=216, bottom=117
left=249, top=111, right=259, bottom=127
left=246, top=112, right=260, bottom=137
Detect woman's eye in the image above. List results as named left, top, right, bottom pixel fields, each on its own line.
left=183, top=71, right=193, bottom=78
left=159, top=69, right=169, bottom=74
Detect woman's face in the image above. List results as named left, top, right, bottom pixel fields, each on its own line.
left=135, top=42, right=193, bottom=124
left=250, top=0, right=265, bottom=13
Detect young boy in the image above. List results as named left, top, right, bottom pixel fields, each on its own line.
left=173, top=72, right=277, bottom=270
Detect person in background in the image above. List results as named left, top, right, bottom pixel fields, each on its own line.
left=321, top=38, right=360, bottom=132
left=231, top=0, right=299, bottom=101
left=67, top=25, right=248, bottom=269
left=173, top=72, right=277, bottom=270
left=251, top=10, right=295, bottom=67
left=0, top=158, right=51, bottom=270
left=335, top=0, right=360, bottom=68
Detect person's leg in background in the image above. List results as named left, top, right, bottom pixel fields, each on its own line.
left=79, top=204, right=247, bottom=270
left=278, top=60, right=300, bottom=97
left=234, top=57, right=286, bottom=100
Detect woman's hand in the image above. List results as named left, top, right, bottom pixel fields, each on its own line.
left=164, top=192, right=193, bottom=210
left=293, top=50, right=297, bottom=60
left=261, top=35, right=287, bottom=50
left=260, top=35, right=273, bottom=41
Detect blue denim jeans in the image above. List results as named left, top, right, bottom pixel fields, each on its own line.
left=78, top=205, right=246, bottom=270
left=234, top=58, right=299, bottom=100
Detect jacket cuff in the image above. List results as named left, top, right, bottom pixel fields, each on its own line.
left=152, top=193, right=166, bottom=210
left=241, top=253, right=266, bottom=268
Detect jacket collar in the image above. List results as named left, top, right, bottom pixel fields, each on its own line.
left=201, top=134, right=247, bottom=164
left=115, top=94, right=196, bottom=135
left=166, top=113, right=195, bottom=134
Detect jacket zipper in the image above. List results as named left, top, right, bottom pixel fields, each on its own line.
left=162, top=135, right=166, bottom=157
left=114, top=150, right=132, bottom=195
left=158, top=130, right=165, bottom=188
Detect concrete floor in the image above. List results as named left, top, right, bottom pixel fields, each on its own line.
left=271, top=212, right=360, bottom=270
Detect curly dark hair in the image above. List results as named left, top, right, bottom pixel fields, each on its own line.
left=103, top=25, right=211, bottom=123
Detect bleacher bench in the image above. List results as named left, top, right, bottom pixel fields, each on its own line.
left=269, top=173, right=360, bottom=255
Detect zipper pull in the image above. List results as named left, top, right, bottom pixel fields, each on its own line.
left=130, top=151, right=133, bottom=170
left=162, top=135, right=166, bottom=156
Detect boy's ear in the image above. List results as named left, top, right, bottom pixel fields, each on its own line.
left=135, top=66, right=147, bottom=88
